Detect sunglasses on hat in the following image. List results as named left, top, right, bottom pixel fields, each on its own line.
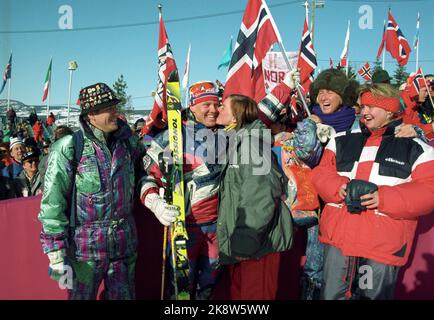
left=188, top=81, right=219, bottom=106
left=189, top=81, right=217, bottom=94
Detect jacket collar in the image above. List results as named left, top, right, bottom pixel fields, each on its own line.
left=360, top=118, right=403, bottom=137
left=79, top=116, right=132, bottom=145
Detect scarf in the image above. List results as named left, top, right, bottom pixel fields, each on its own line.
left=312, top=105, right=356, bottom=133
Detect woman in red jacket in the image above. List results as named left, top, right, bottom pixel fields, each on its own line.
left=312, top=83, right=434, bottom=300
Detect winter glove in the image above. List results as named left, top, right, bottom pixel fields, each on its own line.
left=145, top=192, right=179, bottom=226
left=283, top=69, right=301, bottom=90
left=316, top=123, right=336, bottom=143
left=344, top=179, right=378, bottom=214
left=47, top=249, right=67, bottom=282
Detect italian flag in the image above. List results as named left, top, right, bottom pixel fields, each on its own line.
left=42, top=59, right=52, bottom=102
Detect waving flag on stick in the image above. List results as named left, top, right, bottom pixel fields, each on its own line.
left=141, top=7, right=179, bottom=135
left=357, top=62, right=372, bottom=81
left=406, top=67, right=425, bottom=97
left=297, top=5, right=317, bottom=93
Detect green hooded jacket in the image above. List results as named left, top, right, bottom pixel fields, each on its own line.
left=217, top=119, right=294, bottom=265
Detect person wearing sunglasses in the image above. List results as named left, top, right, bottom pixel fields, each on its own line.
left=14, top=151, right=42, bottom=197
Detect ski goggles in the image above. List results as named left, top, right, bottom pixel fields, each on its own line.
left=188, top=81, right=219, bottom=107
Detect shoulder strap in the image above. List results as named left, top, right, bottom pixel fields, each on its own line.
left=8, top=163, right=14, bottom=179
left=73, top=130, right=84, bottom=165
left=69, top=130, right=84, bottom=229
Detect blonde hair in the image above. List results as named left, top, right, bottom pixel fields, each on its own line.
left=226, top=94, right=259, bottom=130
left=358, top=83, right=400, bottom=100
left=358, top=83, right=401, bottom=119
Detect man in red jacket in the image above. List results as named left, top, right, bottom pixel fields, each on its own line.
left=312, top=83, right=434, bottom=300
left=46, top=112, right=56, bottom=126
left=32, top=120, right=43, bottom=142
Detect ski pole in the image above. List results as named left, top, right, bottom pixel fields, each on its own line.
left=161, top=225, right=168, bottom=300
left=170, top=225, right=179, bottom=299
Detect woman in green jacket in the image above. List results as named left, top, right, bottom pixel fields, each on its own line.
left=216, top=94, right=294, bottom=300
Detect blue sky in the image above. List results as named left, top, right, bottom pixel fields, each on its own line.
left=0, top=0, right=433, bottom=110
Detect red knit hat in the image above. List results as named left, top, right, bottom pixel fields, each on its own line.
left=360, top=91, right=401, bottom=113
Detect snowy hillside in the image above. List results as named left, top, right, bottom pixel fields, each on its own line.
left=0, top=99, right=150, bottom=130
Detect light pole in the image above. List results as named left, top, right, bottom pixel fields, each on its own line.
left=67, top=60, right=78, bottom=126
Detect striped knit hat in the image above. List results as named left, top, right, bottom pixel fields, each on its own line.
left=188, top=81, right=219, bottom=107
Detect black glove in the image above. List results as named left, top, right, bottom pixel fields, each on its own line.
left=344, top=179, right=378, bottom=214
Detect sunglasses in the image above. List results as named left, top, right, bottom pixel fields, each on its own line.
left=0, top=149, right=8, bottom=154
left=188, top=81, right=217, bottom=95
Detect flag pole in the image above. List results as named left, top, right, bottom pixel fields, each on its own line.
left=47, top=88, right=51, bottom=120
left=420, top=67, right=434, bottom=109
left=415, top=12, right=420, bottom=72
left=264, top=0, right=311, bottom=117
left=7, top=75, right=11, bottom=111
left=382, top=19, right=386, bottom=69
left=346, top=20, right=350, bottom=77
left=183, top=43, right=191, bottom=108
left=277, top=41, right=311, bottom=117
left=7, top=51, right=11, bottom=110
left=47, top=57, right=52, bottom=119
left=67, top=68, right=73, bottom=126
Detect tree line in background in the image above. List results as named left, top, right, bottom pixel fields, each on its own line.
left=113, top=62, right=410, bottom=117
left=113, top=74, right=134, bottom=121
left=334, top=61, right=409, bottom=88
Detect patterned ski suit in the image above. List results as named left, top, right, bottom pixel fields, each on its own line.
left=39, top=118, right=145, bottom=300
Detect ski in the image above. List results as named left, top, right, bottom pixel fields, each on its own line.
left=166, top=80, right=190, bottom=300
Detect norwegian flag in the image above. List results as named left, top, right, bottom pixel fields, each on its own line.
left=357, top=62, right=372, bottom=81
left=297, top=8, right=317, bottom=94
left=382, top=9, right=412, bottom=66
left=407, top=67, right=425, bottom=97
left=141, top=12, right=179, bottom=135
left=223, top=0, right=280, bottom=103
